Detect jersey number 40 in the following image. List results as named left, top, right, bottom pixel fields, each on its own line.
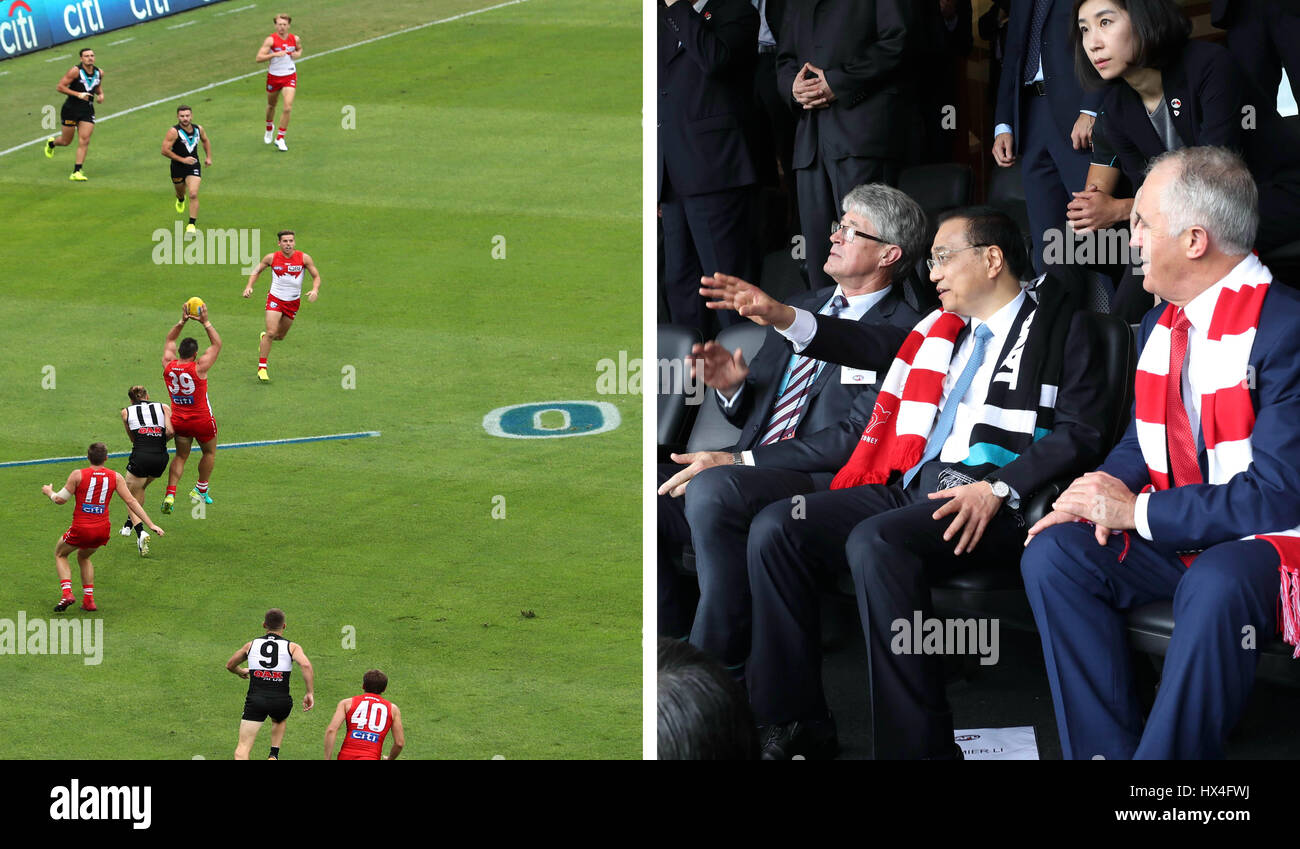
left=350, top=700, right=388, bottom=733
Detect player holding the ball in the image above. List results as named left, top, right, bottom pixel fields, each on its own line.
left=244, top=230, right=322, bottom=382
left=161, top=302, right=222, bottom=512
left=256, top=14, right=302, bottom=151
left=162, top=105, right=211, bottom=234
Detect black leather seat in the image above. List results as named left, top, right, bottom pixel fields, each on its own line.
left=757, top=247, right=810, bottom=303
left=898, top=163, right=974, bottom=222
left=684, top=323, right=769, bottom=454
left=657, top=324, right=701, bottom=455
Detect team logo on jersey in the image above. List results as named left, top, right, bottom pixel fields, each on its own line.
left=80, top=504, right=105, bottom=514
left=349, top=730, right=380, bottom=742
left=482, top=401, right=621, bottom=439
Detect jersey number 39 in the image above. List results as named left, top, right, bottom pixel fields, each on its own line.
left=167, top=371, right=196, bottom=396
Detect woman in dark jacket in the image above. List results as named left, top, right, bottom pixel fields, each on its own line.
left=1064, top=0, right=1300, bottom=319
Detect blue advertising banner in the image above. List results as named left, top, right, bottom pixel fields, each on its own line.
left=1, top=0, right=230, bottom=61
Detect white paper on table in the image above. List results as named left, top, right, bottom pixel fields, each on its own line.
left=953, top=726, right=1040, bottom=760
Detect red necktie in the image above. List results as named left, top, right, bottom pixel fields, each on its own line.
left=1166, top=309, right=1202, bottom=488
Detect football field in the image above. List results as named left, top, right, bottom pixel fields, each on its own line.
left=0, top=0, right=641, bottom=759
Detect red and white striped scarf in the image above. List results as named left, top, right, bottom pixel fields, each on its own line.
left=1133, top=259, right=1300, bottom=656
left=831, top=309, right=966, bottom=489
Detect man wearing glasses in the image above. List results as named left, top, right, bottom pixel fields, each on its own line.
left=695, top=207, right=1107, bottom=759
left=658, top=184, right=927, bottom=670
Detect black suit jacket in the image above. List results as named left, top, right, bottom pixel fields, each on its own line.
left=1212, top=0, right=1300, bottom=28
left=776, top=0, right=913, bottom=166
left=1093, top=41, right=1300, bottom=199
left=657, top=0, right=759, bottom=199
left=726, top=283, right=923, bottom=453
left=770, top=283, right=1108, bottom=499
left=995, top=0, right=1103, bottom=151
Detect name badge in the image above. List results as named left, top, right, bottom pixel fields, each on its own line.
left=841, top=367, right=876, bottom=385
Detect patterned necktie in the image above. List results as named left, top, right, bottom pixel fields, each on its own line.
left=1166, top=309, right=1201, bottom=487
left=1022, top=0, right=1052, bottom=85
left=758, top=295, right=850, bottom=445
left=901, top=322, right=995, bottom=488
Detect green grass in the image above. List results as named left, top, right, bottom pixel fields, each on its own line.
left=0, top=0, right=641, bottom=760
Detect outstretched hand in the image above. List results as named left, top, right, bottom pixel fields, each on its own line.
left=698, top=274, right=796, bottom=330
left=688, top=340, right=748, bottom=395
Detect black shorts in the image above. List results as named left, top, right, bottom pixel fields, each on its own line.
left=242, top=692, right=292, bottom=723
left=126, top=452, right=168, bottom=479
left=171, top=161, right=201, bottom=183
left=61, top=100, right=94, bottom=126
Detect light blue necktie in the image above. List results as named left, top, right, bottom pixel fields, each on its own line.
left=901, top=322, right=994, bottom=488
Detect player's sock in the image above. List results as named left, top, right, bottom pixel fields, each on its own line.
left=166, top=485, right=177, bottom=497
left=266, top=121, right=273, bottom=133
left=259, top=357, right=268, bottom=369
left=196, top=481, right=209, bottom=494
left=60, top=580, right=73, bottom=597
left=134, top=522, right=145, bottom=538
left=73, top=163, right=83, bottom=172
left=269, top=747, right=280, bottom=759
left=276, top=128, right=286, bottom=140
left=189, top=217, right=196, bottom=226
left=123, top=519, right=133, bottom=530
left=82, top=585, right=93, bottom=601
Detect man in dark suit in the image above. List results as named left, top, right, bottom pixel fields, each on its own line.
left=657, top=184, right=927, bottom=645
left=1214, top=0, right=1300, bottom=108
left=777, top=0, right=913, bottom=292
left=696, top=207, right=1108, bottom=759
left=658, top=0, right=760, bottom=340
left=992, top=0, right=1102, bottom=275
left=1023, top=147, right=1300, bottom=759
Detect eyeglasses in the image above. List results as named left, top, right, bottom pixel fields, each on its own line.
left=831, top=222, right=892, bottom=246
left=926, top=244, right=989, bottom=271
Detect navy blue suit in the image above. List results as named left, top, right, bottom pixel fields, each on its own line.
left=658, top=0, right=760, bottom=338
left=994, top=0, right=1102, bottom=274
left=1022, top=278, right=1300, bottom=759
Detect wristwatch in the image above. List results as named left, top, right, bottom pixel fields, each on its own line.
left=730, top=452, right=745, bottom=465
left=986, top=478, right=1011, bottom=500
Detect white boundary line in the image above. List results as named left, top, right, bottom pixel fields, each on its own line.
left=215, top=4, right=258, bottom=16
left=0, top=0, right=531, bottom=158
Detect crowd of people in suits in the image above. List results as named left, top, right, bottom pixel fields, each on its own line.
left=657, top=0, right=1300, bottom=760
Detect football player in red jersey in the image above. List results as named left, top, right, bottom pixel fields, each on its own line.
left=243, top=230, right=322, bottom=382
left=161, top=304, right=222, bottom=512
left=43, top=442, right=164, bottom=612
left=324, top=669, right=405, bottom=760
left=256, top=14, right=302, bottom=151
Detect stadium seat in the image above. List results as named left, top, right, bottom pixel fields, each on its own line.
left=898, top=163, right=974, bottom=222
left=658, top=324, right=702, bottom=456
left=684, top=323, right=770, bottom=454
left=757, top=247, right=810, bottom=303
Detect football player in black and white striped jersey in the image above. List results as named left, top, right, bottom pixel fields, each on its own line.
left=119, top=386, right=172, bottom=555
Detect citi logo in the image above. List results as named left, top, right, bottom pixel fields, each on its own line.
left=1, top=1, right=39, bottom=56
left=49, top=780, right=151, bottom=830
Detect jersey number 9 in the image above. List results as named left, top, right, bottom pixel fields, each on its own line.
left=258, top=641, right=280, bottom=668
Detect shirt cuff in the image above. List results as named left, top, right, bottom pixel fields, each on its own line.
left=740, top=450, right=755, bottom=466
left=994, top=123, right=1013, bottom=139
left=1133, top=492, right=1153, bottom=540
left=1006, top=484, right=1021, bottom=511
left=778, top=307, right=817, bottom=352
left=1080, top=109, right=1097, bottom=117
left=717, top=384, right=743, bottom=409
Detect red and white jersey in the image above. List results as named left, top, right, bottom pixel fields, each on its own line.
left=270, top=250, right=306, bottom=301
left=336, top=693, right=394, bottom=760
left=164, top=359, right=213, bottom=420
left=268, top=32, right=299, bottom=75
left=72, top=466, right=118, bottom=531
